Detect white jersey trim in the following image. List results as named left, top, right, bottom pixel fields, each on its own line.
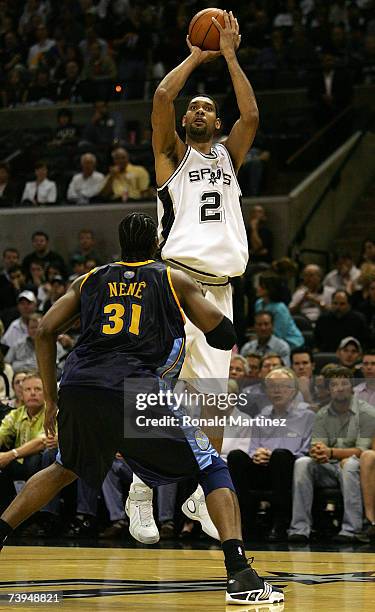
left=216, top=143, right=242, bottom=194
left=157, top=145, right=191, bottom=191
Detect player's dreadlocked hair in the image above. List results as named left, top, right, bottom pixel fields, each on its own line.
left=118, top=213, right=157, bottom=260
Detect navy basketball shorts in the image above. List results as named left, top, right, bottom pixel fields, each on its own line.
left=56, top=385, right=226, bottom=490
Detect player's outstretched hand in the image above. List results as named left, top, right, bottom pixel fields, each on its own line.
left=212, top=10, right=241, bottom=56
left=186, top=36, right=221, bottom=64
left=44, top=400, right=58, bottom=437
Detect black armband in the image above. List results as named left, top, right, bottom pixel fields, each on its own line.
left=205, top=316, right=237, bottom=350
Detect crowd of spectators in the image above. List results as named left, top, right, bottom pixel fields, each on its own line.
left=1, top=210, right=375, bottom=543
left=0, top=1, right=374, bottom=109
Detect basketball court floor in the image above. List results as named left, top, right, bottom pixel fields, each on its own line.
left=0, top=541, right=374, bottom=611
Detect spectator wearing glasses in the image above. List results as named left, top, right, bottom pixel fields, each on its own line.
left=227, top=367, right=314, bottom=542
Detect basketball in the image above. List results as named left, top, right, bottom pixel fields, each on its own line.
left=188, top=8, right=225, bottom=51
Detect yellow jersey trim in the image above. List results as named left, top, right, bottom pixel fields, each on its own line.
left=80, top=267, right=99, bottom=292
left=114, top=260, right=155, bottom=267
left=167, top=266, right=186, bottom=324
left=161, top=338, right=185, bottom=379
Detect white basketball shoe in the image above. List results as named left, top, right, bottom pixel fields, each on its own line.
left=181, top=484, right=220, bottom=540
left=125, top=482, right=160, bottom=544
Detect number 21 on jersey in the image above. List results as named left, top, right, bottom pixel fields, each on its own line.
left=101, top=303, right=142, bottom=336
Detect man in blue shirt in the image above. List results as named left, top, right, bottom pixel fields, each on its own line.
left=228, top=367, right=314, bottom=542
left=240, top=311, right=291, bottom=365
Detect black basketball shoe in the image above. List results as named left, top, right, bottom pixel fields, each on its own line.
left=226, top=566, right=284, bottom=605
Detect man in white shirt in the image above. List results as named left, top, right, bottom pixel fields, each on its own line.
left=27, top=24, right=55, bottom=70
left=2, top=291, right=37, bottom=349
left=323, top=252, right=360, bottom=292
left=289, top=264, right=334, bottom=323
left=21, top=161, right=57, bottom=206
left=67, top=153, right=104, bottom=204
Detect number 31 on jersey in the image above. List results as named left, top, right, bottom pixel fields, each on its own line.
left=102, top=303, right=142, bottom=336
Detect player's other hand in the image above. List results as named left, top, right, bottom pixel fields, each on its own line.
left=44, top=400, right=58, bottom=437
left=186, top=36, right=221, bottom=64
left=212, top=10, right=241, bottom=56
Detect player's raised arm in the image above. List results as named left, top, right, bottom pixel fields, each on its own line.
left=213, top=11, right=259, bottom=172
left=35, top=275, right=82, bottom=414
left=171, top=269, right=236, bottom=350
left=152, top=41, right=220, bottom=179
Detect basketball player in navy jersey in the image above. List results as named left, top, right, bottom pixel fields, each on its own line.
left=128, top=10, right=259, bottom=542
left=0, top=213, right=283, bottom=605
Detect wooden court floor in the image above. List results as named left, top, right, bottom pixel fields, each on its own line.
left=0, top=546, right=374, bottom=611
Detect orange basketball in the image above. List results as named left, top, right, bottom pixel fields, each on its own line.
left=188, top=8, right=225, bottom=51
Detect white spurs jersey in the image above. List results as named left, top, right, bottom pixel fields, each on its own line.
left=157, top=143, right=248, bottom=281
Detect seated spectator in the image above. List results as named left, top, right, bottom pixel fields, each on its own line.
left=100, top=147, right=151, bottom=202
left=5, top=313, right=66, bottom=374
left=246, top=205, right=274, bottom=265
left=27, top=23, right=55, bottom=70
left=240, top=311, right=291, bottom=366
left=81, top=41, right=117, bottom=82
left=314, top=290, right=368, bottom=351
left=49, top=108, right=79, bottom=146
left=0, top=248, right=20, bottom=312
left=7, top=371, right=27, bottom=410
left=242, top=352, right=284, bottom=416
left=0, top=350, right=13, bottom=402
left=71, top=229, right=102, bottom=266
left=79, top=26, right=108, bottom=66
left=21, top=161, right=57, bottom=206
left=24, top=68, right=56, bottom=105
left=288, top=367, right=375, bottom=543
left=42, top=276, right=66, bottom=313
left=291, top=347, right=319, bottom=410
left=244, top=352, right=262, bottom=384
left=0, top=163, right=18, bottom=208
left=323, top=251, right=360, bottom=293
left=0, top=372, right=49, bottom=513
left=354, top=349, right=375, bottom=407
left=271, top=257, right=298, bottom=305
left=2, top=291, right=37, bottom=350
left=22, top=231, right=66, bottom=278
left=1, top=68, right=27, bottom=108
left=56, top=60, right=84, bottom=103
left=289, top=264, right=334, bottom=323
left=229, top=355, right=248, bottom=384
left=228, top=367, right=314, bottom=541
left=358, top=238, right=375, bottom=267
left=28, top=259, right=49, bottom=309
left=67, top=154, right=104, bottom=204
left=80, top=100, right=124, bottom=148
left=0, top=30, right=26, bottom=75
left=255, top=271, right=304, bottom=349
left=356, top=278, right=375, bottom=340
left=1, top=265, right=35, bottom=329
left=336, top=336, right=363, bottom=374
left=350, top=264, right=375, bottom=311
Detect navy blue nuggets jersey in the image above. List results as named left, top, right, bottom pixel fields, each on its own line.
left=60, top=260, right=185, bottom=393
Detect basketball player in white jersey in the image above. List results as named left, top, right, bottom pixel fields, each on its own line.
left=127, top=11, right=259, bottom=544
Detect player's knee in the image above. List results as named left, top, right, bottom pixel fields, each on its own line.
left=199, top=456, right=235, bottom=496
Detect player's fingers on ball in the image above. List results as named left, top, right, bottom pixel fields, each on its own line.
left=212, top=16, right=223, bottom=31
